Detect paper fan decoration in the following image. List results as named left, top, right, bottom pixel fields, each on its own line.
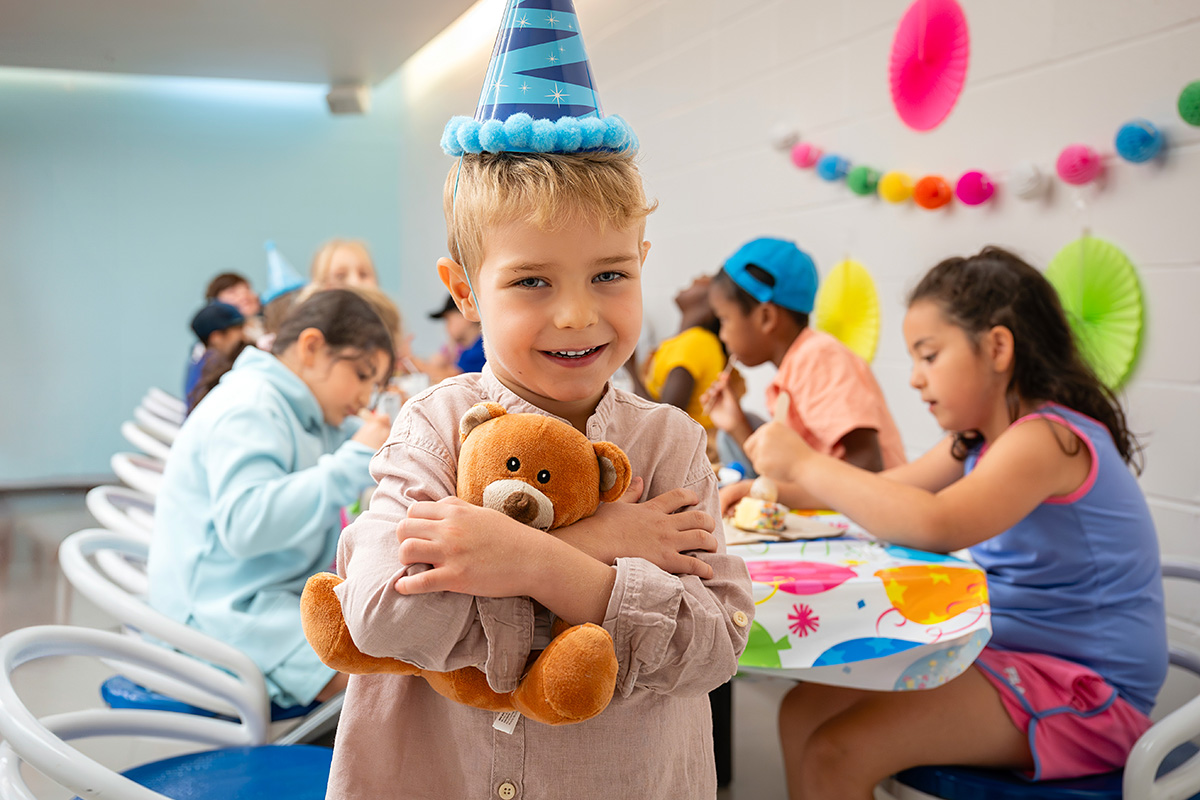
left=813, top=259, right=882, bottom=362
left=1045, top=237, right=1144, bottom=389
left=889, top=0, right=970, bottom=131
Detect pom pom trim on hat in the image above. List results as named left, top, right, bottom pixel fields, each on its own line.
left=442, top=113, right=639, bottom=156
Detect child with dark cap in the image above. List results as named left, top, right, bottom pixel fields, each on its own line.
left=185, top=301, right=247, bottom=411
left=702, top=237, right=905, bottom=507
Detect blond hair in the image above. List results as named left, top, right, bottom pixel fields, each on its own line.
left=443, top=151, right=656, bottom=275
left=344, top=284, right=403, bottom=350
left=310, top=239, right=376, bottom=286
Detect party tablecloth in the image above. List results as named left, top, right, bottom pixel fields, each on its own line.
left=730, top=522, right=991, bottom=691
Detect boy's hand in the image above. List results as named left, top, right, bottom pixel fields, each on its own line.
left=700, top=371, right=752, bottom=443
left=392, top=497, right=543, bottom=597
left=561, top=477, right=718, bottom=579
left=718, top=479, right=753, bottom=517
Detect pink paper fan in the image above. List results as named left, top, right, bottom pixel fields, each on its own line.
left=889, top=0, right=970, bottom=132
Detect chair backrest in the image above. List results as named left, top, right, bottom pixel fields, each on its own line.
left=86, top=485, right=154, bottom=541
left=58, top=528, right=271, bottom=726
left=1123, top=557, right=1200, bottom=799
left=111, top=451, right=166, bottom=497
left=120, top=421, right=172, bottom=462
left=142, top=390, right=186, bottom=426
left=0, top=624, right=268, bottom=800
left=134, top=405, right=181, bottom=446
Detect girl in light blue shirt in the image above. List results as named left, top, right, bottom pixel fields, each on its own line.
left=149, top=288, right=394, bottom=707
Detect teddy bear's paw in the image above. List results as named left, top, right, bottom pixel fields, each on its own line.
left=512, top=623, right=617, bottom=725
left=424, top=667, right=515, bottom=713
left=300, top=572, right=420, bottom=676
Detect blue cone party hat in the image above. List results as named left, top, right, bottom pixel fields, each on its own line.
left=442, top=0, right=636, bottom=156
left=261, top=240, right=306, bottom=304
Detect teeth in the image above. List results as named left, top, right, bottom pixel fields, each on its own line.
left=551, top=347, right=599, bottom=358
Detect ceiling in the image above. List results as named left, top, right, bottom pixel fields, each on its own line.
left=0, top=0, right=478, bottom=87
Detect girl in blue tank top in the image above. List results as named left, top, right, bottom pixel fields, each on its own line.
left=734, top=246, right=1166, bottom=797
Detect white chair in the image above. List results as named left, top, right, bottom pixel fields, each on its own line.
left=111, top=451, right=165, bottom=497
left=134, top=405, right=181, bottom=446
left=142, top=390, right=186, bottom=427
left=0, top=624, right=332, bottom=800
left=879, top=557, right=1200, bottom=800
left=120, top=421, right=172, bottom=462
left=58, top=529, right=341, bottom=744
left=86, top=485, right=154, bottom=541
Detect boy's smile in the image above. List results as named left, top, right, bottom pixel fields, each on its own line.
left=443, top=214, right=648, bottom=430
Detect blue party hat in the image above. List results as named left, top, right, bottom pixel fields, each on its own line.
left=261, top=240, right=306, bottom=304
left=442, top=0, right=636, bottom=156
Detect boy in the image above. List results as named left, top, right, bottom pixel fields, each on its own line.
left=184, top=301, right=245, bottom=405
left=702, top=237, right=905, bottom=491
left=324, top=5, right=752, bottom=797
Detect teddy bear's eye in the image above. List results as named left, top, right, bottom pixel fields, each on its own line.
left=537, top=469, right=551, bottom=484
left=506, top=457, right=520, bottom=472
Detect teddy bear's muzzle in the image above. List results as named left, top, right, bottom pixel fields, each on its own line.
left=482, top=479, right=555, bottom=530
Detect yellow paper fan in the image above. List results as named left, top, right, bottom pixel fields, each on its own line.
left=814, top=259, right=881, bottom=362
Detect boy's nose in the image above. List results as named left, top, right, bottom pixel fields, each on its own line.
left=555, top=292, right=598, bottom=329
left=908, top=365, right=925, bottom=389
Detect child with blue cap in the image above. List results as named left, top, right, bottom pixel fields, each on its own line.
left=184, top=301, right=246, bottom=409
left=703, top=237, right=906, bottom=510
left=320, top=1, right=752, bottom=797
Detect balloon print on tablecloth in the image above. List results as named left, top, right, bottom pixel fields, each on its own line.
left=813, top=637, right=921, bottom=667
left=883, top=544, right=965, bottom=564
left=893, top=629, right=990, bottom=690
left=739, top=621, right=792, bottom=669
left=874, top=565, right=989, bottom=625
left=746, top=560, right=857, bottom=596
left=1045, top=236, right=1144, bottom=389
left=889, top=0, right=970, bottom=131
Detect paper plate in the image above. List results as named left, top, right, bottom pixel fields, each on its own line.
left=1045, top=237, right=1144, bottom=389
left=813, top=259, right=882, bottom=362
left=889, top=0, right=970, bottom=131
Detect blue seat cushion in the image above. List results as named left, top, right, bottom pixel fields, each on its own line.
left=896, top=742, right=1200, bottom=800
left=101, top=675, right=320, bottom=721
left=73, top=745, right=332, bottom=800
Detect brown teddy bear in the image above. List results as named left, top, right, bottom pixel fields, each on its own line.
left=301, top=401, right=633, bottom=726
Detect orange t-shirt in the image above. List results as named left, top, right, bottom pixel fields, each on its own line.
left=765, top=327, right=906, bottom=468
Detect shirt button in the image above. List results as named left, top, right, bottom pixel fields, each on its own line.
left=498, top=782, right=517, bottom=799
left=732, top=610, right=749, bottom=628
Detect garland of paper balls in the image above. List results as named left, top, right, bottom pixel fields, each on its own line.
left=777, top=80, right=1199, bottom=209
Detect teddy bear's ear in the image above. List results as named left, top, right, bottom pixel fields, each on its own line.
left=593, top=441, right=632, bottom=503
left=459, top=402, right=506, bottom=443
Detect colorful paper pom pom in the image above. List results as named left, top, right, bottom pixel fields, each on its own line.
left=816, top=154, right=851, bottom=181
left=791, top=142, right=822, bottom=168
left=1179, top=81, right=1200, bottom=126
left=878, top=172, right=914, bottom=203
left=913, top=176, right=953, bottom=209
left=1056, top=144, right=1103, bottom=185
left=1009, top=162, right=1045, bottom=200
left=770, top=123, right=801, bottom=151
left=1114, top=119, right=1164, bottom=163
left=846, top=166, right=881, bottom=196
left=955, top=171, right=994, bottom=205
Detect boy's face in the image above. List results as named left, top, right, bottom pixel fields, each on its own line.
left=208, top=325, right=246, bottom=358
left=708, top=283, right=770, bottom=367
left=449, top=214, right=647, bottom=423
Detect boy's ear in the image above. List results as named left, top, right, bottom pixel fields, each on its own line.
left=755, top=301, right=779, bottom=335
left=437, top=257, right=480, bottom=323
left=985, top=325, right=1016, bottom=372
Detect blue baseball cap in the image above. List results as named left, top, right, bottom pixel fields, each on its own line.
left=722, top=237, right=818, bottom=314
left=191, top=301, right=245, bottom=343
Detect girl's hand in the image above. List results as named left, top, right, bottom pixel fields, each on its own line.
left=744, top=419, right=815, bottom=483
left=560, top=477, right=718, bottom=579
left=352, top=410, right=391, bottom=451
left=393, top=497, right=542, bottom=597
left=718, top=479, right=753, bottom=517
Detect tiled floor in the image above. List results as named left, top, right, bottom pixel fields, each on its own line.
left=0, top=489, right=792, bottom=798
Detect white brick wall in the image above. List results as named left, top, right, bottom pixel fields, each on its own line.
left=396, top=0, right=1200, bottom=558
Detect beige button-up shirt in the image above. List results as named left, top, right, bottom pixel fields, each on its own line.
left=328, top=366, right=754, bottom=799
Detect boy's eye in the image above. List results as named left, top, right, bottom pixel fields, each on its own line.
left=516, top=277, right=547, bottom=288
left=594, top=271, right=624, bottom=284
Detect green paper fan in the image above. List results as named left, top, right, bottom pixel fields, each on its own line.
left=1045, top=237, right=1143, bottom=389
left=814, top=259, right=881, bottom=362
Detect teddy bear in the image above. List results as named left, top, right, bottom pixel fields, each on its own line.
left=300, top=401, right=633, bottom=726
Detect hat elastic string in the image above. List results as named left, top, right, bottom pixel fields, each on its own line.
left=450, top=154, right=484, bottom=323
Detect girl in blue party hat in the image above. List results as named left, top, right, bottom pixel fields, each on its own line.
left=321, top=2, right=753, bottom=797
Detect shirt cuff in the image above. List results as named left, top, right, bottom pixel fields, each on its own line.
left=605, top=557, right=683, bottom=697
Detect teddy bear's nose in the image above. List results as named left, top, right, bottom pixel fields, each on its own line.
left=501, top=492, right=540, bottom=525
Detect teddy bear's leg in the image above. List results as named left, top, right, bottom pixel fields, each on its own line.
left=511, top=622, right=617, bottom=725
left=422, top=667, right=517, bottom=713
left=300, top=572, right=420, bottom=676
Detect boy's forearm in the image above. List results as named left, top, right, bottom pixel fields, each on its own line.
left=523, top=535, right=616, bottom=625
